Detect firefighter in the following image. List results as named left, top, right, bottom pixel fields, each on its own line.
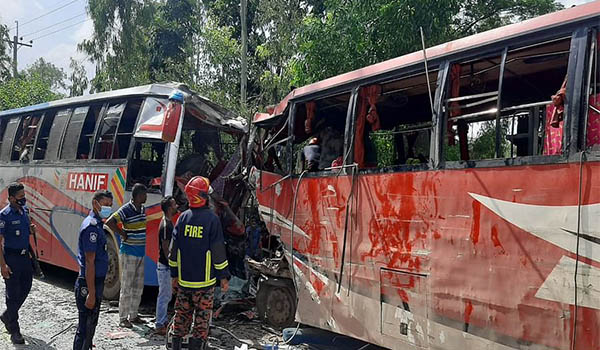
left=73, top=190, right=113, bottom=350
left=0, top=182, right=35, bottom=345
left=169, top=176, right=230, bottom=350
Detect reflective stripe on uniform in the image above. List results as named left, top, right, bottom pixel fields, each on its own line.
left=214, top=260, right=228, bottom=270
left=205, top=251, right=211, bottom=282
left=169, top=257, right=178, bottom=268
left=177, top=250, right=216, bottom=288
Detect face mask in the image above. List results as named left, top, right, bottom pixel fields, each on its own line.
left=16, top=198, right=26, bottom=207
left=100, top=206, right=112, bottom=219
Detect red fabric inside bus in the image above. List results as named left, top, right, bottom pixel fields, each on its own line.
left=354, top=85, right=381, bottom=168
left=305, top=101, right=316, bottom=134
left=586, top=93, right=600, bottom=147
left=448, top=64, right=469, bottom=160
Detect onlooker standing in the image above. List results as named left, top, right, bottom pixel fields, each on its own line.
left=154, top=196, right=177, bottom=335
left=73, top=190, right=113, bottom=350
left=106, top=183, right=147, bottom=328
left=0, top=182, right=35, bottom=344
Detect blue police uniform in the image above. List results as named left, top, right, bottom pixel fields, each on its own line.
left=0, top=204, right=33, bottom=336
left=73, top=211, right=109, bottom=350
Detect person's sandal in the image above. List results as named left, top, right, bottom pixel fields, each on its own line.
left=130, top=316, right=145, bottom=324
left=119, top=319, right=133, bottom=328
left=154, top=326, right=167, bottom=336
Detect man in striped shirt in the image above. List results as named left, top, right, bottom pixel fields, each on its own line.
left=106, top=183, right=147, bottom=328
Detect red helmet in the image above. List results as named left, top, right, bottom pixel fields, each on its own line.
left=185, top=176, right=210, bottom=208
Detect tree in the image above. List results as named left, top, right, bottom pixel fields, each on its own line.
left=0, top=77, right=60, bottom=111
left=68, top=58, right=89, bottom=97
left=79, top=0, right=157, bottom=92
left=290, top=0, right=563, bottom=86
left=0, top=24, right=12, bottom=83
left=22, top=57, right=67, bottom=92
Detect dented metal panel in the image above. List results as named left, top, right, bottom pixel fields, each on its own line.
left=253, top=160, right=600, bottom=350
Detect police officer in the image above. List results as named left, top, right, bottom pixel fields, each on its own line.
left=73, top=190, right=113, bottom=350
left=0, top=182, right=35, bottom=344
left=169, top=176, right=230, bottom=350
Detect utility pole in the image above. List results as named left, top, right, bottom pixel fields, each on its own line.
left=3, top=21, right=33, bottom=78
left=240, top=0, right=248, bottom=110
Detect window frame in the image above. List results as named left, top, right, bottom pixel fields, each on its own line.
left=0, top=116, right=22, bottom=162
left=92, top=101, right=126, bottom=160
left=60, top=106, right=91, bottom=160
left=45, top=108, right=73, bottom=161
left=439, top=28, right=584, bottom=170
left=287, top=90, right=355, bottom=177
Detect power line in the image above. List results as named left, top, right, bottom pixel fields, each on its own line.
left=21, top=12, right=87, bottom=38
left=11, top=0, right=80, bottom=30
left=30, top=18, right=91, bottom=41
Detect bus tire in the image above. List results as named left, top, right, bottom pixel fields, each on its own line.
left=256, top=278, right=297, bottom=328
left=103, top=236, right=121, bottom=300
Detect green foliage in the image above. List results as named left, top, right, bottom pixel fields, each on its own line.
left=78, top=0, right=563, bottom=117
left=68, top=58, right=89, bottom=97
left=291, top=0, right=562, bottom=86
left=22, top=58, right=67, bottom=92
left=0, top=77, right=61, bottom=111
left=79, top=0, right=157, bottom=92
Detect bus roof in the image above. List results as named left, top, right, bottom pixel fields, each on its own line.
left=254, top=1, right=600, bottom=125
left=0, top=82, right=247, bottom=132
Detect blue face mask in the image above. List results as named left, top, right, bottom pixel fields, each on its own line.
left=99, top=206, right=112, bottom=219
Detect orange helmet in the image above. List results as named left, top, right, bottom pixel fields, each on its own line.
left=185, top=176, right=210, bottom=208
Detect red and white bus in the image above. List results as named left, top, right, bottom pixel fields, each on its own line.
left=252, top=3, right=600, bottom=349
left=0, top=83, right=247, bottom=299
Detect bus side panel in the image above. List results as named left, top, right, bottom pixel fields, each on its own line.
left=0, top=163, right=161, bottom=286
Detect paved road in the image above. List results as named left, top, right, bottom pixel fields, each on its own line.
left=0, top=263, right=290, bottom=350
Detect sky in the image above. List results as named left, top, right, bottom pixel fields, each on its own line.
left=0, top=0, right=597, bottom=89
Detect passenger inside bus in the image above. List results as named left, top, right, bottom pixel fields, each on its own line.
left=294, top=94, right=349, bottom=172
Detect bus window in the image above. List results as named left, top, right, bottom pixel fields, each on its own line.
left=500, top=37, right=570, bottom=157
left=361, top=70, right=438, bottom=169
left=0, top=117, right=21, bottom=162
left=12, top=114, right=42, bottom=161
left=292, top=93, right=350, bottom=173
left=93, top=102, right=125, bottom=159
left=115, top=99, right=142, bottom=159
left=128, top=139, right=166, bottom=192
left=76, top=104, right=104, bottom=159
left=45, top=109, right=73, bottom=161
left=444, top=53, right=503, bottom=161
left=33, top=111, right=57, bottom=160
left=586, top=31, right=600, bottom=150
left=60, top=106, right=90, bottom=160
left=0, top=118, right=8, bottom=159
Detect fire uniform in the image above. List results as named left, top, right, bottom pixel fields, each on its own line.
left=169, top=177, right=230, bottom=350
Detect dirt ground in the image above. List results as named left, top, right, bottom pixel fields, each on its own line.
left=0, top=263, right=304, bottom=350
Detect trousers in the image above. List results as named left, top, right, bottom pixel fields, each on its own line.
left=172, top=287, right=214, bottom=340
left=1, top=253, right=33, bottom=334
left=73, top=277, right=105, bottom=350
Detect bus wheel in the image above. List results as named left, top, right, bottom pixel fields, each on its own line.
left=257, top=279, right=296, bottom=328
left=103, top=236, right=121, bottom=300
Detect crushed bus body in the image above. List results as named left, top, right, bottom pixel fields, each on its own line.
left=0, top=82, right=248, bottom=299
left=250, top=3, right=600, bottom=350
